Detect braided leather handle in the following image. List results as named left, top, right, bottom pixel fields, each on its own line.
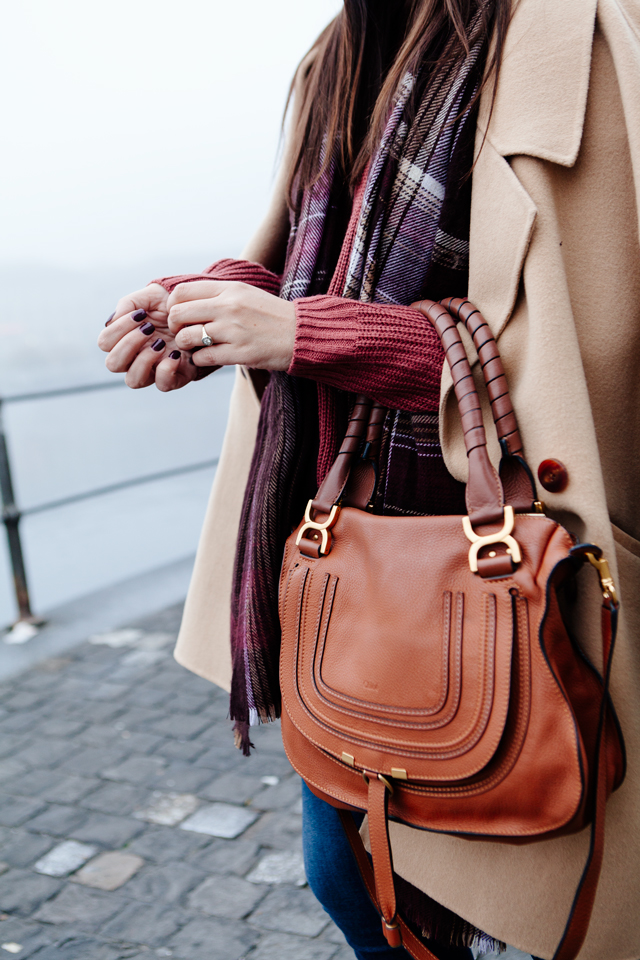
left=412, top=300, right=505, bottom=526
left=309, top=396, right=372, bottom=517
left=309, top=299, right=535, bottom=526
left=414, top=298, right=538, bottom=518
left=439, top=297, right=536, bottom=511
left=298, top=396, right=376, bottom=557
left=363, top=401, right=386, bottom=463
left=441, top=297, right=523, bottom=454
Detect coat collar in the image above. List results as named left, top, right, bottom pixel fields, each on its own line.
left=480, top=0, right=598, bottom=167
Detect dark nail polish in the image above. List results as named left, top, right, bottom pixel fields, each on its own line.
left=105, top=311, right=116, bottom=327
left=140, top=322, right=155, bottom=335
left=151, top=339, right=165, bottom=352
left=188, top=356, right=195, bottom=365
left=131, top=309, right=147, bottom=323
left=169, top=350, right=181, bottom=360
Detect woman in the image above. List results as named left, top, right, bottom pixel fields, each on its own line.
left=99, top=0, right=640, bottom=958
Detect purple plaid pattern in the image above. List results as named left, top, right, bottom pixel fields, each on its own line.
left=231, top=15, right=485, bottom=745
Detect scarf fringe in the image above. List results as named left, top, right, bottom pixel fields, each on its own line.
left=395, top=873, right=505, bottom=953
left=232, top=721, right=255, bottom=757
left=232, top=709, right=281, bottom=756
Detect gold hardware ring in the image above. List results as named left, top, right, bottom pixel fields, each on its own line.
left=462, top=505, right=522, bottom=573
left=296, top=501, right=340, bottom=556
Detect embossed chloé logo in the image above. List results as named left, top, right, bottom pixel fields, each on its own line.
left=363, top=680, right=379, bottom=691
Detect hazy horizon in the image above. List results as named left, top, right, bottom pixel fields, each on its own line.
left=1, top=0, right=341, bottom=273
left=0, top=0, right=342, bottom=623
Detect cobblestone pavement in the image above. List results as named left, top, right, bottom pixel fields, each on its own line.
left=0, top=603, right=353, bottom=960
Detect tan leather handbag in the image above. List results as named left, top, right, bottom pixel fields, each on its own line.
left=278, top=298, right=625, bottom=960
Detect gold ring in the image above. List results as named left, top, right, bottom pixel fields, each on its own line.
left=201, top=324, right=214, bottom=347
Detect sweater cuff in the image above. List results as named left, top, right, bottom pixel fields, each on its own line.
left=289, top=295, right=360, bottom=377
left=288, top=294, right=444, bottom=410
left=150, top=258, right=282, bottom=295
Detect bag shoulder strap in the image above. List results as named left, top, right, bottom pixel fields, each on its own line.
left=552, top=589, right=618, bottom=960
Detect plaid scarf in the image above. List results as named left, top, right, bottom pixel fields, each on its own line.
left=230, top=17, right=486, bottom=749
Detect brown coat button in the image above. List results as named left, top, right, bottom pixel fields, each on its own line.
left=538, top=459, right=569, bottom=493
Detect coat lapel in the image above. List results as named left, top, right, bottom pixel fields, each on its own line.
left=483, top=0, right=599, bottom=167
left=441, top=0, right=599, bottom=474
left=468, top=138, right=536, bottom=339
left=466, top=0, right=599, bottom=340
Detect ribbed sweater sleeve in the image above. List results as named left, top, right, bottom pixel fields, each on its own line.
left=289, top=295, right=445, bottom=411
left=149, top=258, right=282, bottom=296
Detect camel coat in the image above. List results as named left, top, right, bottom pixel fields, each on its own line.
left=174, top=0, right=640, bottom=956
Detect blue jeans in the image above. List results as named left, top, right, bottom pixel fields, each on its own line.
left=301, top=781, right=474, bottom=960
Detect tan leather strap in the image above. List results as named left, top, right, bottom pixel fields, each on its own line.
left=339, top=808, right=440, bottom=960
left=367, top=775, right=399, bottom=940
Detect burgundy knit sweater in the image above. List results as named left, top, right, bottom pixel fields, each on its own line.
left=151, top=182, right=445, bottom=474
left=153, top=259, right=444, bottom=410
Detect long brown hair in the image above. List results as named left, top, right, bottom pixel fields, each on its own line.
left=286, top=0, right=511, bottom=207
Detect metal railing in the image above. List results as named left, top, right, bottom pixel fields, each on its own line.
left=0, top=380, right=219, bottom=624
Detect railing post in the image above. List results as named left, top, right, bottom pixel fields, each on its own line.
left=0, top=372, right=227, bottom=628
left=0, top=398, right=36, bottom=623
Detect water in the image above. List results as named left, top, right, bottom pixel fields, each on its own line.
left=0, top=259, right=235, bottom=625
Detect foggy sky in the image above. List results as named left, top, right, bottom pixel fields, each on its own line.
left=0, top=0, right=341, bottom=271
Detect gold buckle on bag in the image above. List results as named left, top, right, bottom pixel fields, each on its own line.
left=296, top=500, right=341, bottom=556
left=585, top=552, right=618, bottom=606
left=462, top=505, right=522, bottom=573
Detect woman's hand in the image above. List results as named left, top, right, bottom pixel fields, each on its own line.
left=97, top=283, right=207, bottom=391
left=167, top=280, right=296, bottom=371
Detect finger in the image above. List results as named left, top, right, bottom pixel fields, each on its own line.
left=105, top=321, right=158, bottom=373
left=124, top=336, right=168, bottom=389
left=194, top=364, right=222, bottom=380
left=98, top=307, right=150, bottom=353
left=108, top=283, right=168, bottom=325
left=167, top=299, right=225, bottom=334
left=99, top=283, right=169, bottom=350
left=154, top=351, right=194, bottom=392
left=174, top=321, right=226, bottom=352
left=191, top=343, right=237, bottom=367
left=166, top=280, right=226, bottom=309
